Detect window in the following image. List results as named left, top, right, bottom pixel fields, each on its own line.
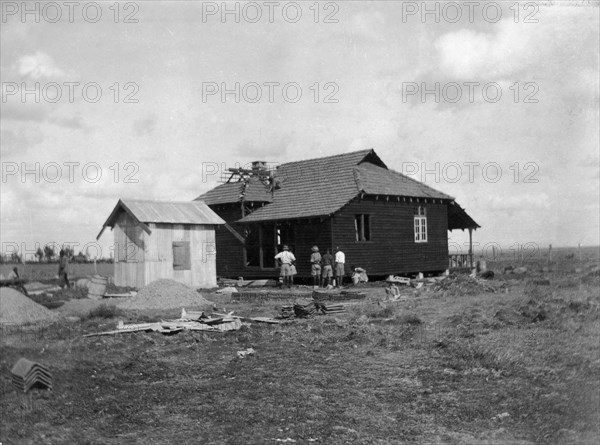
left=172, top=241, right=191, bottom=270
left=414, top=206, right=427, bottom=243
left=355, top=214, right=371, bottom=241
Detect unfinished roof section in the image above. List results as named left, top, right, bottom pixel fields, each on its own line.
left=195, top=177, right=274, bottom=205
left=239, top=149, right=382, bottom=222
left=97, top=199, right=225, bottom=239
left=448, top=201, right=480, bottom=230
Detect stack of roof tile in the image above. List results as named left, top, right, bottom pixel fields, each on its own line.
left=11, top=358, right=52, bottom=392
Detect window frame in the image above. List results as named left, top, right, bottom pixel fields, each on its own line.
left=414, top=214, right=428, bottom=243
left=354, top=214, right=371, bottom=242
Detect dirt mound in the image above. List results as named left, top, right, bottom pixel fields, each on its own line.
left=117, top=279, right=213, bottom=310
left=0, top=288, right=59, bottom=325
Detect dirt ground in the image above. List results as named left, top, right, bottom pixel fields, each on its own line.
left=1, top=249, right=598, bottom=444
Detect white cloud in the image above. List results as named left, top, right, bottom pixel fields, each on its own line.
left=16, top=52, right=65, bottom=80
left=434, top=6, right=598, bottom=80
left=435, top=22, right=532, bottom=78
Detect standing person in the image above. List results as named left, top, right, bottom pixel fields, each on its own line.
left=334, top=246, right=345, bottom=288
left=7, top=266, right=19, bottom=280
left=310, top=246, right=322, bottom=288
left=321, top=248, right=334, bottom=288
left=58, top=249, right=70, bottom=289
left=274, top=245, right=296, bottom=289
left=290, top=259, right=298, bottom=287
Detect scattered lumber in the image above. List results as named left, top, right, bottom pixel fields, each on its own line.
left=386, top=275, right=411, bottom=285
left=279, top=300, right=346, bottom=319
left=83, top=312, right=243, bottom=337
left=211, top=311, right=280, bottom=324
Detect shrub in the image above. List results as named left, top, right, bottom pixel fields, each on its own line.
left=87, top=304, right=121, bottom=319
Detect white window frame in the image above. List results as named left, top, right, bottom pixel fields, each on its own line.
left=354, top=214, right=371, bottom=242
left=414, top=212, right=428, bottom=243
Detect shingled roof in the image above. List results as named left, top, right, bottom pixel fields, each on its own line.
left=198, top=149, right=453, bottom=223
left=228, top=149, right=371, bottom=222
left=355, top=162, right=454, bottom=200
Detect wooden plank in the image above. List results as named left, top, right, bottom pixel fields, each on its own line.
left=224, top=223, right=246, bottom=245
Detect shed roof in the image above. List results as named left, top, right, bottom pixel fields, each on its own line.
left=97, top=199, right=225, bottom=240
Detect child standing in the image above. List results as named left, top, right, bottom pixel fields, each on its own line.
left=310, top=246, right=322, bottom=288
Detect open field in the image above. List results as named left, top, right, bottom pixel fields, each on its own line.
left=1, top=250, right=599, bottom=444
left=0, top=263, right=113, bottom=282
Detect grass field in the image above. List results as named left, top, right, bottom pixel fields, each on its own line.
left=0, top=263, right=113, bottom=282
left=0, top=248, right=598, bottom=444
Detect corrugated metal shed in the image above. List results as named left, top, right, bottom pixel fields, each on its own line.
left=97, top=199, right=225, bottom=239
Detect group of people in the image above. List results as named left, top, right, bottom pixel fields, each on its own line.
left=3, top=249, right=70, bottom=289
left=274, top=245, right=367, bottom=289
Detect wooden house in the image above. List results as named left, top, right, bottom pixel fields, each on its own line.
left=97, top=199, right=225, bottom=288
left=195, top=149, right=479, bottom=279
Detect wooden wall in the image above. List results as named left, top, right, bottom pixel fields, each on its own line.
left=209, top=204, right=333, bottom=279
left=113, top=211, right=218, bottom=288
left=209, top=197, right=449, bottom=279
left=143, top=223, right=218, bottom=288
left=331, top=197, right=449, bottom=275
left=292, top=219, right=332, bottom=277
left=113, top=212, right=146, bottom=288
left=211, top=204, right=246, bottom=278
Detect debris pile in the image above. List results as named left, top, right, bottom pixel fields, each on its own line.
left=85, top=308, right=242, bottom=337
left=312, top=290, right=366, bottom=301
left=117, top=279, right=213, bottom=310
left=0, top=288, right=59, bottom=325
left=432, top=273, right=507, bottom=297
left=237, top=348, right=256, bottom=358
left=85, top=308, right=279, bottom=337
left=280, top=300, right=346, bottom=319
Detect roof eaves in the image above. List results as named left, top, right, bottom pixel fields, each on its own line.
left=96, top=199, right=152, bottom=240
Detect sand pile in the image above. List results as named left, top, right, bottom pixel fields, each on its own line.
left=0, top=288, right=59, bottom=324
left=117, top=279, right=213, bottom=310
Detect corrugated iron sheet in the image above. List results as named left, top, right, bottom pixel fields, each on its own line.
left=120, top=199, right=225, bottom=225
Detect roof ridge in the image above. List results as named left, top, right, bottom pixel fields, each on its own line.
left=122, top=198, right=208, bottom=204
left=279, top=148, right=373, bottom=167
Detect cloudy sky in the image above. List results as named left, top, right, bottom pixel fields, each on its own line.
left=1, top=1, right=598, bottom=259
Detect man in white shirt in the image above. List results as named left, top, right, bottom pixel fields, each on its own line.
left=274, top=245, right=296, bottom=288
left=334, top=246, right=345, bottom=288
